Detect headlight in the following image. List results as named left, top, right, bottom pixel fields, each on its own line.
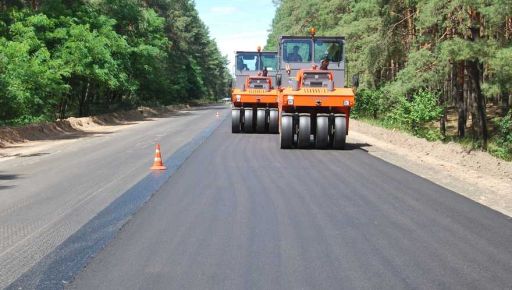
left=236, top=95, right=241, bottom=102
left=287, top=95, right=294, bottom=105
left=343, top=100, right=350, bottom=106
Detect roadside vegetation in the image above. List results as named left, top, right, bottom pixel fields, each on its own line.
left=266, top=0, right=512, bottom=160
left=0, top=0, right=231, bottom=126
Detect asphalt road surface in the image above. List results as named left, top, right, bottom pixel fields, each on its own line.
left=0, top=106, right=226, bottom=288
left=67, top=116, right=512, bottom=290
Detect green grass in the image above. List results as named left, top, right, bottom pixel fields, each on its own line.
left=0, top=115, right=53, bottom=127
left=488, top=140, right=512, bottom=161
left=355, top=116, right=512, bottom=161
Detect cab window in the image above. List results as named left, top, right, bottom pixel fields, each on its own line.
left=236, top=53, right=258, bottom=71
left=283, top=40, right=311, bottom=63
left=314, top=40, right=343, bottom=62
left=261, top=54, right=277, bottom=71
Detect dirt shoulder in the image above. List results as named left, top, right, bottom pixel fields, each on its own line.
left=349, top=119, right=512, bottom=218
left=0, top=105, right=191, bottom=160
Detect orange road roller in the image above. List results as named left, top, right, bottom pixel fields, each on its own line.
left=231, top=48, right=279, bottom=134
left=276, top=30, right=355, bottom=149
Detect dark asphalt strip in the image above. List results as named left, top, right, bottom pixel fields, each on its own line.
left=68, top=118, right=512, bottom=290
left=6, top=115, right=225, bottom=290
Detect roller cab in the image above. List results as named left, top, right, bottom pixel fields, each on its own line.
left=231, top=50, right=279, bottom=134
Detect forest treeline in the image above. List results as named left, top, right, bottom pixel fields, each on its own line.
left=266, top=0, right=512, bottom=159
left=0, top=0, right=231, bottom=124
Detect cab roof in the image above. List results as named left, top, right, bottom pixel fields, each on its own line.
left=279, top=36, right=345, bottom=41
left=235, top=51, right=277, bottom=54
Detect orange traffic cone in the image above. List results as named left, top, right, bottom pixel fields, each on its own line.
left=150, top=144, right=166, bottom=170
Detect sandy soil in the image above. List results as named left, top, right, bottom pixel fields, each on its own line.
left=349, top=119, right=512, bottom=218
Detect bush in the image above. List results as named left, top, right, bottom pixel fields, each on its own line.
left=382, top=90, right=442, bottom=136
left=489, top=111, right=512, bottom=160
left=495, top=111, right=512, bottom=145
left=352, top=89, right=382, bottom=119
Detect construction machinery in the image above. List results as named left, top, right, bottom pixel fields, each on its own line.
left=231, top=48, right=279, bottom=133
left=277, top=29, right=355, bottom=149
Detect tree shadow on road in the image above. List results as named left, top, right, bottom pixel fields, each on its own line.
left=0, top=173, right=19, bottom=180
left=0, top=172, right=20, bottom=191
left=18, top=152, right=51, bottom=158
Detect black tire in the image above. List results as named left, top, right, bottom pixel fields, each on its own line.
left=256, top=108, right=266, bottom=133
left=268, top=109, right=279, bottom=134
left=297, top=114, right=311, bottom=149
left=231, top=108, right=241, bottom=133
left=280, top=114, right=293, bottom=149
left=315, top=114, right=329, bottom=149
left=243, top=108, right=254, bottom=133
left=333, top=115, right=347, bottom=150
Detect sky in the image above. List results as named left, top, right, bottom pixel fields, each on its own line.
left=195, top=0, right=276, bottom=72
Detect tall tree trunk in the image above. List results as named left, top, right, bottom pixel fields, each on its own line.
left=82, top=82, right=90, bottom=117
left=509, top=94, right=512, bottom=112
left=468, top=8, right=488, bottom=149
left=501, top=93, right=510, bottom=116
left=506, top=18, right=509, bottom=39
left=59, top=95, right=70, bottom=119
left=78, top=81, right=90, bottom=117
left=454, top=62, right=466, bottom=138
left=440, top=93, right=446, bottom=139
left=441, top=76, right=450, bottom=139
left=405, top=7, right=415, bottom=49
left=467, top=60, right=488, bottom=148
left=467, top=77, right=477, bottom=137
left=390, top=59, right=394, bottom=80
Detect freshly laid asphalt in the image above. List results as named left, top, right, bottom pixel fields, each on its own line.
left=68, top=117, right=512, bottom=290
